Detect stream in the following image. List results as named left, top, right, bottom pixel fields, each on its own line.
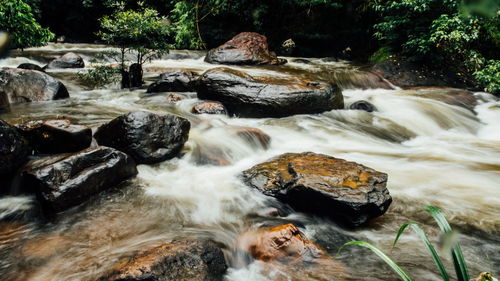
left=0, top=43, right=499, bottom=281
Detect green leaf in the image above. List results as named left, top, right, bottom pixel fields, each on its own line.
left=338, top=241, right=412, bottom=281
left=425, top=206, right=470, bottom=281
left=394, top=222, right=450, bottom=281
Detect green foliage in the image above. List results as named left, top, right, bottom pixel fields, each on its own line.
left=0, top=0, right=54, bottom=48
left=77, top=65, right=120, bottom=89
left=339, top=206, right=498, bottom=281
left=98, top=5, right=172, bottom=66
left=171, top=1, right=204, bottom=49
left=369, top=46, right=393, bottom=64
left=473, top=59, right=500, bottom=95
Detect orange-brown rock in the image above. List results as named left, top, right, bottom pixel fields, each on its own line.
left=166, top=93, right=187, bottom=103
left=242, top=152, right=391, bottom=226
left=238, top=224, right=323, bottom=263
left=231, top=126, right=271, bottom=149
left=191, top=101, right=228, bottom=115
left=100, top=240, right=227, bottom=281
left=205, top=32, right=282, bottom=65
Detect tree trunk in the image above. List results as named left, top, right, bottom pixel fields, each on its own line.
left=129, top=63, right=143, bottom=88
left=121, top=69, right=130, bottom=89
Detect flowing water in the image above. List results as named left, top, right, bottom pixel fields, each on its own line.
left=0, top=43, right=499, bottom=281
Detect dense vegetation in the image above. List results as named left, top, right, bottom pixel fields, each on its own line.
left=0, top=0, right=498, bottom=93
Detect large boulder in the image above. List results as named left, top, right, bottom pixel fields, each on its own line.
left=0, top=68, right=69, bottom=103
left=94, top=111, right=191, bottom=164
left=147, top=69, right=199, bottom=93
left=15, top=119, right=92, bottom=154
left=242, top=152, right=391, bottom=226
left=0, top=120, right=30, bottom=180
left=205, top=32, right=283, bottom=65
left=197, top=68, right=343, bottom=118
left=100, top=240, right=227, bottom=281
left=45, top=52, right=84, bottom=69
left=15, top=146, right=138, bottom=213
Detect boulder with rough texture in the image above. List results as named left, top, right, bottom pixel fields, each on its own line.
left=94, top=111, right=191, bottom=164
left=166, top=93, right=187, bottom=103
left=191, top=101, right=228, bottom=115
left=16, top=146, right=137, bottom=213
left=17, top=63, right=44, bottom=72
left=0, top=91, right=9, bottom=112
left=197, top=67, right=343, bottom=118
left=205, top=32, right=283, bottom=65
left=349, top=100, right=377, bottom=112
left=242, top=152, right=391, bottom=226
left=237, top=224, right=323, bottom=263
left=45, top=52, right=84, bottom=69
left=0, top=68, right=69, bottom=103
left=16, top=119, right=92, bottom=154
left=0, top=120, right=30, bottom=178
left=100, top=240, right=227, bottom=281
left=147, top=69, right=199, bottom=93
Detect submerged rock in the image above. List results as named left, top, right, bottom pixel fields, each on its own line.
left=197, top=67, right=343, bottom=117
left=191, top=101, right=228, bottom=115
left=231, top=126, right=271, bottom=149
left=94, top=111, right=191, bottom=164
left=205, top=32, right=283, bottom=65
left=17, top=63, right=44, bottom=72
left=16, top=119, right=92, bottom=154
left=16, top=146, right=137, bottom=213
left=0, top=68, right=69, bottom=103
left=349, top=100, right=377, bottom=112
left=100, top=240, right=227, bottom=281
left=0, top=91, right=9, bottom=112
left=45, top=52, right=84, bottom=69
left=238, top=223, right=323, bottom=263
left=147, top=69, right=199, bottom=93
left=334, top=71, right=393, bottom=90
left=0, top=120, right=30, bottom=183
left=166, top=93, right=188, bottom=103
left=242, top=152, right=391, bottom=226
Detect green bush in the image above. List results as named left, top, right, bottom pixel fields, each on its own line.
left=474, top=59, right=500, bottom=95
left=0, top=0, right=54, bottom=49
left=77, top=65, right=120, bottom=89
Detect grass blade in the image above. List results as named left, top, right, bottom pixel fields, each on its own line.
left=425, top=206, right=470, bottom=281
left=339, top=241, right=412, bottom=281
left=394, top=222, right=450, bottom=281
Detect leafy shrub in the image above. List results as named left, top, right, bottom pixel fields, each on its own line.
left=77, top=65, right=120, bottom=89
left=474, top=60, right=500, bottom=95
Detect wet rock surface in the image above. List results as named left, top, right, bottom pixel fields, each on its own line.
left=242, top=152, right=392, bottom=226
left=17, top=63, right=45, bottom=72
left=192, top=101, right=228, bottom=115
left=205, top=32, right=282, bottom=65
left=46, top=52, right=85, bottom=69
left=16, top=119, right=92, bottom=154
left=197, top=67, right=343, bottom=117
left=0, top=91, right=9, bottom=112
left=147, top=69, right=199, bottom=93
left=0, top=68, right=69, bottom=103
left=334, top=71, right=393, bottom=90
left=231, top=126, right=271, bottom=149
left=100, top=239, right=227, bottom=281
left=166, top=93, right=188, bottom=103
left=15, top=146, right=137, bottom=213
left=0, top=120, right=30, bottom=180
left=349, top=100, right=377, bottom=112
left=94, top=111, right=191, bottom=164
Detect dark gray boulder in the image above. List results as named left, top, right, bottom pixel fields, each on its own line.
left=0, top=68, right=69, bottom=103
left=349, top=100, right=377, bottom=112
left=45, top=52, right=84, bottom=69
left=147, top=69, right=199, bottom=93
left=197, top=67, right=343, bottom=118
left=94, top=111, right=191, bottom=164
left=0, top=91, right=9, bottom=112
left=0, top=120, right=30, bottom=181
left=16, top=146, right=137, bottom=213
left=242, top=152, right=392, bottom=226
left=17, top=63, right=45, bottom=72
left=16, top=119, right=92, bottom=154
left=100, top=239, right=227, bottom=281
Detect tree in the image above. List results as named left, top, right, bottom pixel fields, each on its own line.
left=98, top=5, right=172, bottom=88
left=0, top=0, right=54, bottom=49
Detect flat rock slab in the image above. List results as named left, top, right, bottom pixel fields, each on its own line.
left=100, top=240, right=227, bottom=281
left=16, top=119, right=92, bottom=154
left=197, top=67, right=343, bottom=118
left=242, top=152, right=391, bottom=226
left=0, top=68, right=69, bottom=103
left=17, top=146, right=137, bottom=213
left=94, top=111, right=191, bottom=164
